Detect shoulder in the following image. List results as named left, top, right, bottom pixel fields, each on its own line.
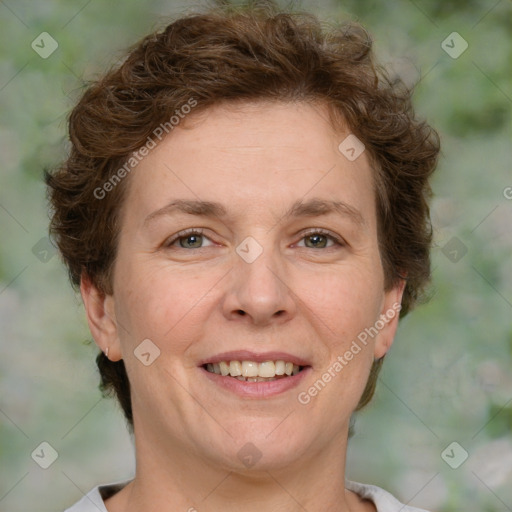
left=63, top=482, right=129, bottom=512
left=346, top=480, right=431, bottom=512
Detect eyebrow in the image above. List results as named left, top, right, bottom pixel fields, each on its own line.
left=143, top=198, right=365, bottom=227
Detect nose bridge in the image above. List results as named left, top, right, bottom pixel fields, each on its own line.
left=226, top=234, right=295, bottom=324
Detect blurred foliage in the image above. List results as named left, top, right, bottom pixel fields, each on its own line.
left=0, top=0, right=511, bottom=511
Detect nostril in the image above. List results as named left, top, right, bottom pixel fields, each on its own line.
left=237, top=310, right=246, bottom=315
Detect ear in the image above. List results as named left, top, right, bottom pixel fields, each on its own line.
left=80, top=274, right=123, bottom=361
left=373, top=279, right=406, bottom=360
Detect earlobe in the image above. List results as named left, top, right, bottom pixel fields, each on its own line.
left=373, top=280, right=406, bottom=360
left=80, top=274, right=123, bottom=361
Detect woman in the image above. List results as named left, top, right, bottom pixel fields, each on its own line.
left=46, top=2, right=440, bottom=511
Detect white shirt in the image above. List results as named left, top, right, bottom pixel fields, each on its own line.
left=64, top=480, right=430, bottom=511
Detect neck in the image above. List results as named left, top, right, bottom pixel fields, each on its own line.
left=107, top=426, right=355, bottom=512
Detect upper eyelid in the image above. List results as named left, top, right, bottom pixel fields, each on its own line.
left=165, top=228, right=208, bottom=247
left=295, top=229, right=343, bottom=244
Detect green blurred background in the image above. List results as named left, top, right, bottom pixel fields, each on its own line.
left=0, top=0, right=510, bottom=510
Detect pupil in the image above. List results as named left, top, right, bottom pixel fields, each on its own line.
left=182, top=235, right=202, bottom=248
left=308, top=234, right=326, bottom=248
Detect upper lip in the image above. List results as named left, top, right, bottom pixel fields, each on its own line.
left=198, top=350, right=311, bottom=367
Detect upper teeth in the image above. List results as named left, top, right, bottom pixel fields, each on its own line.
left=206, top=360, right=300, bottom=378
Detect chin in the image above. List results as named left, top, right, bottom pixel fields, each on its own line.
left=203, top=419, right=317, bottom=472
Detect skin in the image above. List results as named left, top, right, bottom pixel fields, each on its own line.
left=81, top=100, right=405, bottom=512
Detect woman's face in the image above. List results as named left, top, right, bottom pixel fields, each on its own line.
left=90, top=101, right=403, bottom=471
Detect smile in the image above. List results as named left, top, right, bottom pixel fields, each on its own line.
left=199, top=351, right=311, bottom=397
left=204, top=360, right=303, bottom=381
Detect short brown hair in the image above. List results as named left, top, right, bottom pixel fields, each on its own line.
left=45, top=1, right=440, bottom=427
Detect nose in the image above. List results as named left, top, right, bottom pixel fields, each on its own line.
left=222, top=242, right=297, bottom=326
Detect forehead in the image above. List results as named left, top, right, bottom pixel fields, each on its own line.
left=121, top=100, right=376, bottom=229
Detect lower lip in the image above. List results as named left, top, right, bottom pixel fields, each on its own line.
left=200, top=366, right=311, bottom=398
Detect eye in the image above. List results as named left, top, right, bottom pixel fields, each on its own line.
left=163, top=228, right=343, bottom=250
left=296, top=229, right=343, bottom=249
left=164, top=229, right=215, bottom=249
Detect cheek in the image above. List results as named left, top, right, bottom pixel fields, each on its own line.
left=113, top=260, right=220, bottom=355
left=297, top=270, right=381, bottom=413
left=296, top=263, right=384, bottom=344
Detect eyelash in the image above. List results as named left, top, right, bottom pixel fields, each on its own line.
left=164, top=228, right=345, bottom=249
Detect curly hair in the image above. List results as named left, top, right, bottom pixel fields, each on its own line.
left=45, top=1, right=440, bottom=427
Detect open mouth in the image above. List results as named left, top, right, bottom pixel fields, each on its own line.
left=203, top=360, right=307, bottom=382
